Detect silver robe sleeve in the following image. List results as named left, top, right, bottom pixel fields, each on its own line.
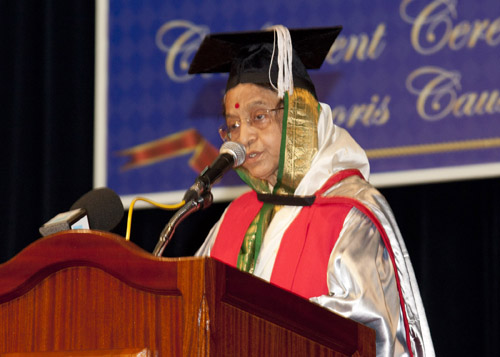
left=310, top=207, right=409, bottom=356
left=312, top=176, right=435, bottom=357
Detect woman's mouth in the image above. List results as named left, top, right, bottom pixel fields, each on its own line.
left=247, top=152, right=261, bottom=162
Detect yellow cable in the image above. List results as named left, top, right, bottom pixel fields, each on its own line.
left=125, top=197, right=185, bottom=241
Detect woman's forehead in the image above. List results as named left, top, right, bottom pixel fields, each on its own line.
left=225, top=84, right=279, bottom=110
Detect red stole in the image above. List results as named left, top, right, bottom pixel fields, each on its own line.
left=211, top=169, right=363, bottom=298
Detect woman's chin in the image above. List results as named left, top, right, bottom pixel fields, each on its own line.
left=249, top=170, right=277, bottom=186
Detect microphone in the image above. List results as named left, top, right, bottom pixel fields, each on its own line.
left=183, top=141, right=246, bottom=202
left=39, top=187, right=124, bottom=236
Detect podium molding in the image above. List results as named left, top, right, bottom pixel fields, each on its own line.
left=0, top=230, right=375, bottom=356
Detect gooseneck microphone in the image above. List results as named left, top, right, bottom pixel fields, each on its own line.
left=153, top=142, right=246, bottom=256
left=183, top=141, right=246, bottom=202
left=39, top=187, right=124, bottom=236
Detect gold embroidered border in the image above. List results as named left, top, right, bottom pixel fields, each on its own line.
left=280, top=88, right=319, bottom=192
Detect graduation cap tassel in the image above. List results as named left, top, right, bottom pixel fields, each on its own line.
left=268, top=25, right=294, bottom=99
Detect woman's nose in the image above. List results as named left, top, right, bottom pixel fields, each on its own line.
left=237, top=119, right=257, bottom=147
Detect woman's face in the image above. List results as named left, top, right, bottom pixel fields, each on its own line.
left=224, top=83, right=283, bottom=186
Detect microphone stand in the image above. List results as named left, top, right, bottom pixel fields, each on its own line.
left=152, top=192, right=213, bottom=257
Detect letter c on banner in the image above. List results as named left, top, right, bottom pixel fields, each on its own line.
left=156, top=20, right=209, bottom=82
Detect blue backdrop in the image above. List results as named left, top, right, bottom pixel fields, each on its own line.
left=96, top=0, right=500, bottom=204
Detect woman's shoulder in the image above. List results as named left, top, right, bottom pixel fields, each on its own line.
left=321, top=172, right=392, bottom=220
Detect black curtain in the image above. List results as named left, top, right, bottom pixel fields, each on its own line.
left=1, top=1, right=499, bottom=356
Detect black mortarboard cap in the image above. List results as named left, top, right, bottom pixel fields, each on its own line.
left=188, top=26, right=342, bottom=98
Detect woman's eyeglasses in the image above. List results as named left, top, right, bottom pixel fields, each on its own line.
left=219, top=107, right=284, bottom=142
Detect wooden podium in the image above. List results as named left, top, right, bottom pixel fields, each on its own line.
left=0, top=231, right=375, bottom=356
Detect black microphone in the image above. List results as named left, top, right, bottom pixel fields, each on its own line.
left=39, top=187, right=124, bottom=236
left=183, top=141, right=246, bottom=202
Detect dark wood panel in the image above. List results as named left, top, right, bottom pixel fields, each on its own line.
left=210, top=258, right=374, bottom=355
left=217, top=302, right=345, bottom=356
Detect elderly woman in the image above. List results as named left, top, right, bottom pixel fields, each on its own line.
left=190, top=26, right=434, bottom=357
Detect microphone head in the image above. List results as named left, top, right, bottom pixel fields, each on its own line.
left=70, top=187, right=124, bottom=232
left=219, top=141, right=246, bottom=167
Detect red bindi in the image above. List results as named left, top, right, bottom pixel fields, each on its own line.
left=235, top=103, right=240, bottom=109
